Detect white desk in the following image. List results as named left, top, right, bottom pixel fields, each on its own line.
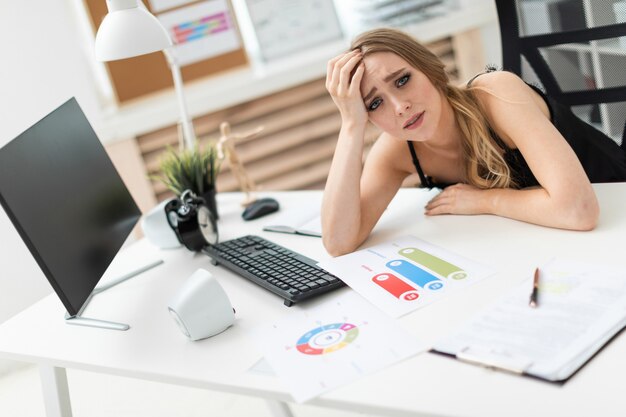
left=1, top=184, right=626, bottom=417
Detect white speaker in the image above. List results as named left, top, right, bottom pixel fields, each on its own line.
left=168, top=269, right=235, bottom=341
left=141, top=199, right=181, bottom=249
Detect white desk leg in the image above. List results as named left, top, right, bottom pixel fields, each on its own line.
left=39, top=365, right=73, bottom=417
left=265, top=399, right=294, bottom=417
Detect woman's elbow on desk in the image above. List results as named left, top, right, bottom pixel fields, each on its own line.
left=488, top=186, right=599, bottom=231
left=564, top=194, right=599, bottom=231
left=321, top=214, right=369, bottom=256
left=323, top=235, right=360, bottom=257
left=548, top=183, right=600, bottom=231
left=537, top=190, right=599, bottom=231
left=322, top=223, right=368, bottom=256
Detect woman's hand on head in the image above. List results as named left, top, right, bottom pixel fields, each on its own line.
left=326, top=50, right=368, bottom=127
left=424, top=184, right=491, bottom=216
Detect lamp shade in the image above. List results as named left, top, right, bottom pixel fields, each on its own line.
left=95, top=0, right=173, bottom=61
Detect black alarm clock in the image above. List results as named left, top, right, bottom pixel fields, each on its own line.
left=165, top=190, right=218, bottom=251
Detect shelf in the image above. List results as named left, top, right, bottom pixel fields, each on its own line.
left=516, top=0, right=626, bottom=146
left=538, top=39, right=626, bottom=56
left=542, top=43, right=592, bottom=53
left=596, top=38, right=626, bottom=56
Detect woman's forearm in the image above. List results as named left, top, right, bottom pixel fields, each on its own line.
left=483, top=187, right=599, bottom=230
left=322, top=123, right=368, bottom=255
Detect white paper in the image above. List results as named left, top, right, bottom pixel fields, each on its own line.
left=245, top=0, right=343, bottom=60
left=319, top=236, right=495, bottom=318
left=263, top=204, right=321, bottom=237
left=433, top=258, right=626, bottom=381
left=249, top=291, right=426, bottom=403
left=157, top=0, right=241, bottom=66
left=148, top=0, right=196, bottom=13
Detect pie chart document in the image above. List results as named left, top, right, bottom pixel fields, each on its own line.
left=248, top=291, right=426, bottom=402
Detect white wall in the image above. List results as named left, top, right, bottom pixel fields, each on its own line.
left=0, top=1, right=104, bottom=373
left=480, top=19, right=503, bottom=70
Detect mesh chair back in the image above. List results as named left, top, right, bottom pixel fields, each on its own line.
left=495, top=0, right=626, bottom=148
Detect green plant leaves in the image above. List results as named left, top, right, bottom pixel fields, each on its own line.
left=152, top=144, right=221, bottom=197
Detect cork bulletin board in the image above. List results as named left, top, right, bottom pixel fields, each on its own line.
left=84, top=0, right=248, bottom=103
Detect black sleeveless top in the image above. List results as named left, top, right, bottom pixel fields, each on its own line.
left=408, top=69, right=626, bottom=189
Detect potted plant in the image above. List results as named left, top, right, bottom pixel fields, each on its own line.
left=154, top=144, right=221, bottom=219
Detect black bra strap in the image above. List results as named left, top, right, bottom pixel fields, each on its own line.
left=466, top=65, right=498, bottom=88
left=407, top=141, right=432, bottom=188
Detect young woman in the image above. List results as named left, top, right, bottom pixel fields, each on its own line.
left=322, top=28, right=626, bottom=256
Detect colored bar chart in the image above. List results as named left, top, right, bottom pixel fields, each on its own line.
left=386, top=260, right=444, bottom=291
left=318, top=235, right=495, bottom=318
left=172, top=11, right=229, bottom=44
left=398, top=247, right=467, bottom=280
left=372, top=273, right=420, bottom=301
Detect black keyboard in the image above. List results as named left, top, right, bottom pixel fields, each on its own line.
left=202, top=235, right=344, bottom=306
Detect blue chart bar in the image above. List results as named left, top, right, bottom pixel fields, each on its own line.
left=386, top=260, right=444, bottom=291
left=296, top=326, right=324, bottom=346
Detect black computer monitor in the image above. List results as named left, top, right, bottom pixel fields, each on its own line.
left=0, top=98, right=141, bottom=317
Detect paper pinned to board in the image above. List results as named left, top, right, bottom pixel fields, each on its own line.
left=157, top=0, right=241, bottom=66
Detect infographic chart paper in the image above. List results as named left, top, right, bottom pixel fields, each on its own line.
left=319, top=236, right=495, bottom=317
left=249, top=292, right=426, bottom=403
left=158, top=0, right=241, bottom=66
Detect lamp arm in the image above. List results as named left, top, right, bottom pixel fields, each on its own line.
left=164, top=48, right=196, bottom=150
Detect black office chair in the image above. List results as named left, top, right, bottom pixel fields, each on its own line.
left=495, top=0, right=626, bottom=150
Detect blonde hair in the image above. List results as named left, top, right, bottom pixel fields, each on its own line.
left=351, top=28, right=514, bottom=189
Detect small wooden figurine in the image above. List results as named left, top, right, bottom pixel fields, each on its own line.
left=216, top=121, right=263, bottom=206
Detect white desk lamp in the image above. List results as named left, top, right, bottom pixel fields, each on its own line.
left=95, top=0, right=197, bottom=150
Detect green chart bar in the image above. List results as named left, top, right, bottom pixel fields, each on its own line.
left=398, top=247, right=467, bottom=280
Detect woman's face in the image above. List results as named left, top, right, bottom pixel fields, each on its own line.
left=360, top=52, right=442, bottom=142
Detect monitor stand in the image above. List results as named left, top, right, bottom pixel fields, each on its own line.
left=64, top=259, right=164, bottom=331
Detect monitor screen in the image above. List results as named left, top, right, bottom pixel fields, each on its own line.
left=0, top=98, right=141, bottom=317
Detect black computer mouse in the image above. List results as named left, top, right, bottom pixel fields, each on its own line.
left=242, top=197, right=280, bottom=221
